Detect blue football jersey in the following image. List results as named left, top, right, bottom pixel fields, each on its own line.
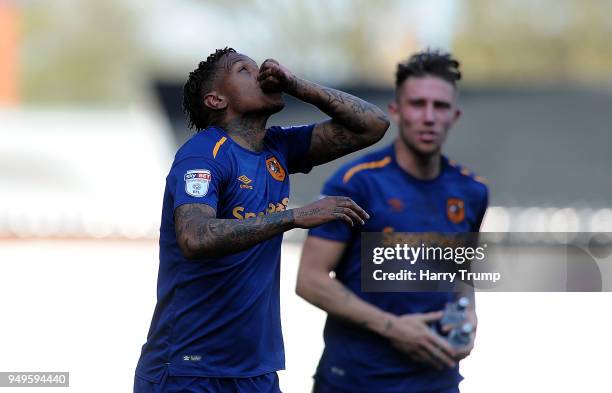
left=308, top=143, right=488, bottom=393
left=136, top=124, right=313, bottom=382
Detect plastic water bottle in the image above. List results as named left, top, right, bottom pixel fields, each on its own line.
left=448, top=322, right=473, bottom=348
left=440, top=296, right=470, bottom=327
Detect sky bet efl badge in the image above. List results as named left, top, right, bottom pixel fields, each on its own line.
left=184, top=169, right=211, bottom=197
left=447, top=197, right=465, bottom=224
left=266, top=156, right=286, bottom=181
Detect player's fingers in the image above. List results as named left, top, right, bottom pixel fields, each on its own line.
left=336, top=206, right=365, bottom=226
left=417, top=311, right=444, bottom=323
left=341, top=198, right=370, bottom=220
left=415, top=348, right=443, bottom=370
left=332, top=213, right=354, bottom=227
left=258, top=63, right=280, bottom=78
left=422, top=340, right=456, bottom=368
left=427, top=333, right=457, bottom=362
left=262, top=58, right=279, bottom=66
left=336, top=197, right=370, bottom=220
left=257, top=68, right=274, bottom=81
left=259, top=76, right=280, bottom=86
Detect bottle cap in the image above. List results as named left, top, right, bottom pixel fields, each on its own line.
left=457, top=297, right=470, bottom=309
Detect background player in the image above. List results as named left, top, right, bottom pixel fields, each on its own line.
left=134, top=47, right=389, bottom=392
left=297, top=50, right=488, bottom=393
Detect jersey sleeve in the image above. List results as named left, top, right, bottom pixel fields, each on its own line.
left=169, top=156, right=228, bottom=212
left=266, top=124, right=315, bottom=174
left=308, top=169, right=365, bottom=243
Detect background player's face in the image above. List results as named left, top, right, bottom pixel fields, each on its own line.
left=389, top=76, right=461, bottom=157
left=216, top=52, right=285, bottom=116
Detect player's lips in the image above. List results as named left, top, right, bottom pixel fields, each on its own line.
left=417, top=131, right=438, bottom=143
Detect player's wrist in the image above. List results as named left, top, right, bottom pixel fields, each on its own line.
left=375, top=313, right=399, bottom=339
left=283, top=75, right=302, bottom=96
left=287, top=208, right=302, bottom=229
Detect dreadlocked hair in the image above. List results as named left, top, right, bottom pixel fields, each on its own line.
left=183, top=47, right=236, bottom=131
left=395, top=49, right=461, bottom=88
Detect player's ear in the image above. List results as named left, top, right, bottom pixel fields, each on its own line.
left=453, top=108, right=462, bottom=123
left=388, top=100, right=400, bottom=124
left=203, top=92, right=228, bottom=111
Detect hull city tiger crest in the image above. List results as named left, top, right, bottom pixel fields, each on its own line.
left=447, top=198, right=465, bottom=224
left=266, top=156, right=286, bottom=181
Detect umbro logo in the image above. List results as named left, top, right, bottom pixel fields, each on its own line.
left=183, top=354, right=202, bottom=361
left=238, top=175, right=253, bottom=189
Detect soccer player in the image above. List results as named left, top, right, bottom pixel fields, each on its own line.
left=296, top=50, right=488, bottom=393
left=133, top=48, right=389, bottom=392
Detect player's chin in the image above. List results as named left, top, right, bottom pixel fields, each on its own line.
left=264, top=95, right=285, bottom=114
left=414, top=142, right=442, bottom=156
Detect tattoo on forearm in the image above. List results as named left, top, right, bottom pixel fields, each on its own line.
left=309, top=121, right=357, bottom=166
left=290, top=78, right=389, bottom=166
left=175, top=204, right=294, bottom=258
left=294, top=79, right=383, bottom=132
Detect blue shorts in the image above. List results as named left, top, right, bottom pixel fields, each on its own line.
left=134, top=369, right=281, bottom=393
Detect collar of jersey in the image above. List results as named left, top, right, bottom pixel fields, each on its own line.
left=204, top=126, right=271, bottom=157
left=389, top=143, right=449, bottom=185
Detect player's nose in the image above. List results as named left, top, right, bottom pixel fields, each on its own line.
left=424, top=104, right=435, bottom=123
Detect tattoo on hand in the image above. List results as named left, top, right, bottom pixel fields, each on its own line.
left=384, top=319, right=393, bottom=333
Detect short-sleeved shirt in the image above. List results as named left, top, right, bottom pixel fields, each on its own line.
left=309, top=143, right=488, bottom=393
left=136, top=124, right=313, bottom=382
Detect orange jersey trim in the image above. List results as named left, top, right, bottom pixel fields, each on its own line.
left=212, top=136, right=227, bottom=159
left=474, top=175, right=488, bottom=184
left=342, top=156, right=392, bottom=184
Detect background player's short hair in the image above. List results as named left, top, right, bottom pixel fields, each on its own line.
left=395, top=49, right=461, bottom=89
left=183, top=47, right=236, bottom=131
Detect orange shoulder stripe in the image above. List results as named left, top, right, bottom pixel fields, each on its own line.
left=212, top=136, right=227, bottom=159
left=449, top=158, right=487, bottom=184
left=474, top=175, right=488, bottom=184
left=342, top=156, right=392, bottom=184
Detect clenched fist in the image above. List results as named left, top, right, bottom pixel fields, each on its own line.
left=257, top=58, right=296, bottom=93
left=292, top=196, right=369, bottom=229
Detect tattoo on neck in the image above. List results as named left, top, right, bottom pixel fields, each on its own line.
left=222, top=116, right=267, bottom=152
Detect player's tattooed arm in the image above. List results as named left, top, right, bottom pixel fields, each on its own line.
left=175, top=203, right=294, bottom=259
left=175, top=197, right=369, bottom=259
left=257, top=59, right=390, bottom=166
